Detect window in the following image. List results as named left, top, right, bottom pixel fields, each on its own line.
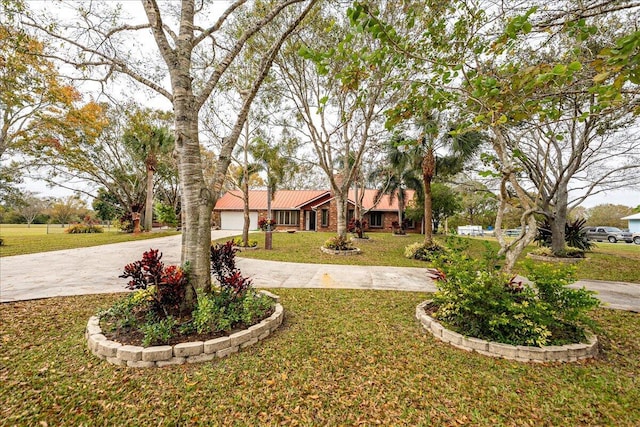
left=404, top=218, right=415, bottom=229
left=347, top=209, right=354, bottom=222
left=369, top=212, right=383, bottom=228
left=321, top=209, right=329, bottom=227
left=275, top=210, right=299, bottom=226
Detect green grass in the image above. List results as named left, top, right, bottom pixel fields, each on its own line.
left=0, top=223, right=119, bottom=235
left=1, top=290, right=639, bottom=426
left=0, top=227, right=180, bottom=257
left=217, top=231, right=640, bottom=283
left=219, top=231, right=433, bottom=267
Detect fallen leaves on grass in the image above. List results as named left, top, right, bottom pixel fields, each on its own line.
left=1, top=291, right=640, bottom=426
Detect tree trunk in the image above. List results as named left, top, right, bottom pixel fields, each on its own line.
left=398, top=189, right=404, bottom=228
left=241, top=119, right=250, bottom=246
left=173, top=91, right=212, bottom=311
left=550, top=186, right=569, bottom=255
left=336, top=191, right=348, bottom=239
left=422, top=148, right=435, bottom=246
left=242, top=175, right=250, bottom=246
left=144, top=164, right=154, bottom=231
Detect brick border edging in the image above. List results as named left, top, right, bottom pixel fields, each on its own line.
left=86, top=290, right=284, bottom=368
left=416, top=300, right=598, bottom=363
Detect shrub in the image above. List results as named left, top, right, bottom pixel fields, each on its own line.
left=530, top=247, right=585, bottom=258
left=348, top=218, right=368, bottom=238
left=324, top=235, right=353, bottom=250
left=210, top=241, right=253, bottom=299
left=232, top=237, right=258, bottom=247
left=65, top=223, right=104, bottom=233
left=258, top=218, right=276, bottom=231
left=98, top=246, right=271, bottom=347
left=154, top=202, right=178, bottom=227
left=535, top=218, right=593, bottom=251
left=391, top=220, right=406, bottom=235
left=115, top=211, right=135, bottom=233
left=119, top=249, right=188, bottom=317
left=404, top=241, right=448, bottom=262
left=141, top=316, right=176, bottom=346
left=192, top=290, right=273, bottom=334
left=428, top=253, right=600, bottom=346
left=241, top=291, right=274, bottom=325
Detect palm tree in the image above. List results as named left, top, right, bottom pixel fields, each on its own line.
left=416, top=115, right=485, bottom=246
left=249, top=133, right=299, bottom=248
left=123, top=110, right=174, bottom=232
left=373, top=135, right=423, bottom=233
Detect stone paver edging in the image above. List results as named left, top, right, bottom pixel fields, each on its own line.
left=526, top=253, right=584, bottom=264
left=86, top=291, right=283, bottom=368
left=319, top=246, right=362, bottom=256
left=416, top=300, right=598, bottom=363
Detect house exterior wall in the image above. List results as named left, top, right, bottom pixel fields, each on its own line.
left=213, top=193, right=420, bottom=234
left=313, top=199, right=420, bottom=234
left=628, top=219, right=640, bottom=233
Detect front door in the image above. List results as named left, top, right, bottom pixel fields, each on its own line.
left=306, top=211, right=316, bottom=231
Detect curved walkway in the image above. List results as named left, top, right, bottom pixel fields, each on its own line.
left=1, top=233, right=639, bottom=311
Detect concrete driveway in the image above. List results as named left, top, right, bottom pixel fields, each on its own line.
left=1, top=232, right=639, bottom=311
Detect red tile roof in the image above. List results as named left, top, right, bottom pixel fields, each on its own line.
left=215, top=189, right=416, bottom=211
left=351, top=189, right=416, bottom=212
left=214, top=190, right=330, bottom=210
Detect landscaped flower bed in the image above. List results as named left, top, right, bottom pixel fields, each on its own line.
left=416, top=300, right=598, bottom=363
left=86, top=240, right=281, bottom=367
left=86, top=291, right=283, bottom=368
left=322, top=235, right=362, bottom=255
left=419, top=237, right=601, bottom=360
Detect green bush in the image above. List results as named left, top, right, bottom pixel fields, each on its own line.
left=404, top=241, right=448, bottom=262
left=65, top=223, right=104, bottom=233
left=98, top=289, right=154, bottom=333
left=140, top=316, right=176, bottom=346
left=429, top=252, right=600, bottom=346
left=530, top=247, right=585, bottom=258
left=232, top=237, right=258, bottom=248
left=242, top=291, right=274, bottom=325
left=193, top=290, right=274, bottom=334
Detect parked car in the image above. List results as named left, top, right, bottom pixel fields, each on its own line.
left=634, top=233, right=640, bottom=245
left=585, top=226, right=633, bottom=243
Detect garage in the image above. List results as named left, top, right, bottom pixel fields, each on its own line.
left=220, top=211, right=259, bottom=230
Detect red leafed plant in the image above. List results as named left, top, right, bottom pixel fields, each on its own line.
left=120, top=249, right=188, bottom=316
left=210, top=241, right=253, bottom=299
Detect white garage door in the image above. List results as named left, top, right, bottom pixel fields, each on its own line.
left=220, top=211, right=259, bottom=230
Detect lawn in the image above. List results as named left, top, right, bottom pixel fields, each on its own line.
left=1, top=290, right=638, bottom=426
left=217, top=231, right=640, bottom=283
left=0, top=224, right=180, bottom=257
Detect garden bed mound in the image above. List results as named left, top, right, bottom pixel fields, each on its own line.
left=101, top=307, right=275, bottom=347
left=320, top=246, right=362, bottom=256
left=416, top=300, right=598, bottom=363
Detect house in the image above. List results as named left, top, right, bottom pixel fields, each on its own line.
left=621, top=213, right=640, bottom=233
left=212, top=188, right=418, bottom=233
